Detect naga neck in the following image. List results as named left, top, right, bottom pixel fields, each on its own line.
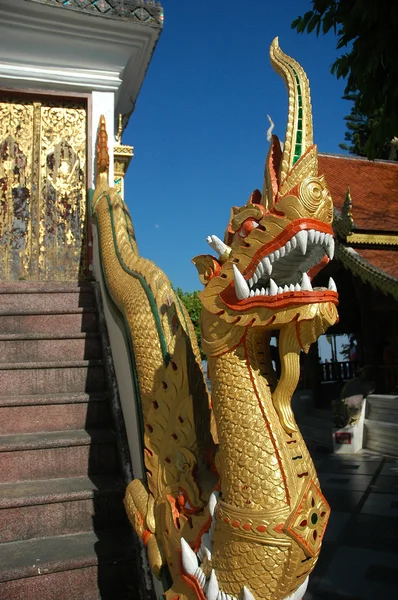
left=208, top=326, right=318, bottom=512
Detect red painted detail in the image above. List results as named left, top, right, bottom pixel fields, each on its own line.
left=256, top=525, right=267, bottom=533
left=177, top=494, right=185, bottom=509
left=221, top=287, right=338, bottom=312
left=238, top=218, right=260, bottom=238
left=287, top=439, right=297, bottom=444
left=171, top=361, right=178, bottom=371
left=162, top=381, right=168, bottom=390
left=146, top=424, right=153, bottom=433
left=142, top=529, right=151, bottom=546
left=231, top=520, right=240, bottom=528
left=308, top=255, right=329, bottom=279
left=172, top=433, right=178, bottom=440
left=224, top=517, right=230, bottom=524
left=192, top=515, right=212, bottom=553
left=300, top=520, right=307, bottom=528
left=165, top=457, right=171, bottom=463
left=153, top=401, right=159, bottom=409
left=311, top=498, right=315, bottom=508
left=144, top=448, right=153, bottom=457
left=313, top=530, right=317, bottom=541
left=320, top=511, right=326, bottom=518
left=297, top=472, right=309, bottom=478
left=166, top=494, right=181, bottom=529
left=178, top=416, right=184, bottom=423
left=242, top=523, right=252, bottom=531
left=274, top=523, right=284, bottom=533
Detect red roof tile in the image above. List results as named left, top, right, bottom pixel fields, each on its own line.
left=356, top=249, right=398, bottom=279
left=318, top=154, right=398, bottom=231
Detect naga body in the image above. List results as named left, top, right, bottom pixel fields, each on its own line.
left=92, top=39, right=338, bottom=600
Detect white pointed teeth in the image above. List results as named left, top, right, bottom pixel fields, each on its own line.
left=328, top=277, right=337, bottom=292
left=209, top=491, right=218, bottom=517
left=233, top=265, right=250, bottom=300
left=326, top=236, right=335, bottom=260
left=269, top=278, right=278, bottom=296
left=242, top=587, right=256, bottom=600
left=301, top=272, right=313, bottom=291
left=262, top=256, right=272, bottom=276
left=206, top=569, right=219, bottom=600
left=181, top=538, right=198, bottom=575
left=194, top=566, right=206, bottom=588
left=206, top=235, right=231, bottom=259
left=295, top=230, right=308, bottom=255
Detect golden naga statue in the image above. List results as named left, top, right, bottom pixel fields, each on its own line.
left=92, top=38, right=338, bottom=600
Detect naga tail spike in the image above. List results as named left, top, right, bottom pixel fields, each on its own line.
left=262, top=37, right=317, bottom=207
left=92, top=116, right=110, bottom=212
left=97, top=115, right=110, bottom=179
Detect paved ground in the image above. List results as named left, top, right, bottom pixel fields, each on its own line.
left=303, top=450, right=398, bottom=600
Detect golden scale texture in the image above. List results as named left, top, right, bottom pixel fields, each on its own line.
left=92, top=37, right=338, bottom=600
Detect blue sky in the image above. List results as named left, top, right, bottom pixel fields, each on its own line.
left=123, top=0, right=348, bottom=293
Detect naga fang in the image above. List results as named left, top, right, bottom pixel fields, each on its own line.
left=121, top=38, right=338, bottom=600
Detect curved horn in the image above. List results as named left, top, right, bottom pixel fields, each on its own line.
left=270, top=37, right=314, bottom=184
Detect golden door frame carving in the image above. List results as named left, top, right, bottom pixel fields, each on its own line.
left=0, top=94, right=87, bottom=281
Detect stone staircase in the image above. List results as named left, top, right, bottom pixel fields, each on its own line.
left=0, top=282, right=142, bottom=600
left=364, top=394, right=398, bottom=456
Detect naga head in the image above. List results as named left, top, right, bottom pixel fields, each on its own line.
left=194, top=38, right=338, bottom=356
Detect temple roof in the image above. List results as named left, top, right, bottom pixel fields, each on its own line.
left=319, top=153, right=398, bottom=232
left=318, top=153, right=398, bottom=299
left=27, top=0, right=164, bottom=27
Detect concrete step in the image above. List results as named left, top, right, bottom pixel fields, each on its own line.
left=0, top=430, right=119, bottom=483
left=0, top=291, right=95, bottom=313
left=0, top=360, right=105, bottom=395
left=0, top=309, right=98, bottom=335
left=0, top=333, right=101, bottom=363
left=366, top=394, right=398, bottom=424
left=0, top=475, right=127, bottom=543
left=364, top=420, right=398, bottom=456
left=0, top=392, right=110, bottom=435
left=0, top=528, right=139, bottom=600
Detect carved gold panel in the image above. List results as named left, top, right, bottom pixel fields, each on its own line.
left=0, top=96, right=87, bottom=281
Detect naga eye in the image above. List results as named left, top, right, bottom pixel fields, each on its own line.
left=238, top=219, right=259, bottom=238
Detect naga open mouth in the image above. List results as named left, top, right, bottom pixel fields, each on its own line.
left=231, top=228, right=336, bottom=301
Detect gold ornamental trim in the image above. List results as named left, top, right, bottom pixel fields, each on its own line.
left=283, top=479, right=330, bottom=558
left=346, top=232, right=398, bottom=246
left=215, top=499, right=290, bottom=547
left=336, top=240, right=398, bottom=300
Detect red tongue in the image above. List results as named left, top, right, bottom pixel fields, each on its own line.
left=308, top=255, right=329, bottom=280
